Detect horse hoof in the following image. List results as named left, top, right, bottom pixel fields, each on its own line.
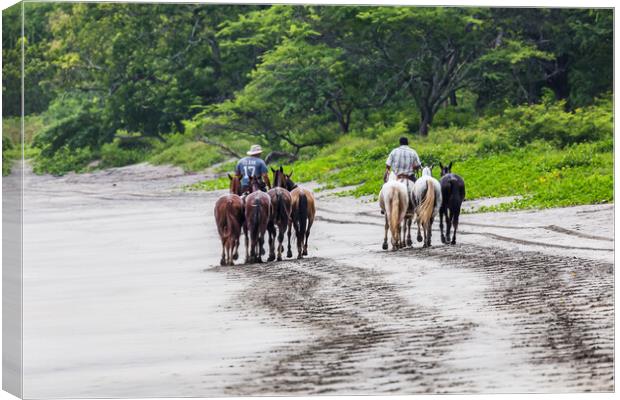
left=451, top=240, right=456, bottom=245
left=233, top=253, right=239, bottom=260
left=417, top=235, right=423, bottom=242
left=220, top=259, right=226, bottom=266
left=303, top=249, right=308, bottom=256
left=297, top=255, right=303, bottom=259
left=407, top=239, right=412, bottom=246
left=277, top=255, right=282, bottom=261
left=382, top=243, right=388, bottom=250
left=260, top=248, right=265, bottom=255
left=287, top=250, right=293, bottom=258
left=267, top=255, right=275, bottom=262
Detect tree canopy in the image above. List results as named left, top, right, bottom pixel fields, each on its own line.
left=2, top=4, right=613, bottom=159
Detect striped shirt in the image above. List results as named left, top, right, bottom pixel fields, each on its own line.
left=386, top=145, right=421, bottom=176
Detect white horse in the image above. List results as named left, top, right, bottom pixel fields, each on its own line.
left=396, top=176, right=416, bottom=247
left=379, top=172, right=409, bottom=250
left=413, top=166, right=442, bottom=248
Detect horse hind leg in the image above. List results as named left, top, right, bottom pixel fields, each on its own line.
left=445, top=209, right=452, bottom=245
left=416, top=222, right=423, bottom=243
left=220, top=237, right=227, bottom=266
left=406, top=217, right=413, bottom=246
left=286, top=220, right=293, bottom=258
left=382, top=215, right=389, bottom=250
left=244, top=225, right=250, bottom=264
left=277, top=224, right=286, bottom=261
left=303, top=218, right=313, bottom=256
left=233, top=236, right=239, bottom=261
left=232, top=236, right=240, bottom=262
left=451, top=208, right=460, bottom=245
left=296, top=225, right=304, bottom=259
left=257, top=233, right=265, bottom=263
left=440, top=206, right=447, bottom=244
left=426, top=217, right=435, bottom=247
left=227, top=237, right=235, bottom=266
left=267, top=221, right=276, bottom=262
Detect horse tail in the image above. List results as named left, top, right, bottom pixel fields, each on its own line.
left=276, top=190, right=285, bottom=222
left=449, top=179, right=460, bottom=208
left=298, top=191, right=308, bottom=241
left=225, top=197, right=239, bottom=241
left=418, top=180, right=435, bottom=225
left=389, top=187, right=401, bottom=241
left=252, top=197, right=261, bottom=240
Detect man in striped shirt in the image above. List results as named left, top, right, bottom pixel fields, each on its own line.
left=385, top=136, right=421, bottom=181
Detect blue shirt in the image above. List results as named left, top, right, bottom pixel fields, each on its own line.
left=236, top=156, right=268, bottom=187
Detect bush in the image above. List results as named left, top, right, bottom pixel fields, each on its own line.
left=149, top=141, right=226, bottom=172
left=480, top=94, right=612, bottom=149
left=32, top=146, right=94, bottom=176
left=99, top=139, right=151, bottom=169
left=33, top=107, right=111, bottom=156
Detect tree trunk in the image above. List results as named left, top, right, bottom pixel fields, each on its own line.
left=419, top=106, right=433, bottom=136
left=336, top=115, right=349, bottom=133
left=449, top=90, right=458, bottom=106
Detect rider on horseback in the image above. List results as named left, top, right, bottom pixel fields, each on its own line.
left=385, top=136, right=421, bottom=182
left=236, top=144, right=271, bottom=193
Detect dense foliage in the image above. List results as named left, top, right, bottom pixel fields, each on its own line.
left=1, top=4, right=614, bottom=209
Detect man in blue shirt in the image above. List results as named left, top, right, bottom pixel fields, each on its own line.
left=236, top=144, right=271, bottom=192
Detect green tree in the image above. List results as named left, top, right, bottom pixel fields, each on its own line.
left=358, top=7, right=496, bottom=135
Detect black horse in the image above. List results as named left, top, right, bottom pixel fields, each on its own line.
left=439, top=162, right=466, bottom=245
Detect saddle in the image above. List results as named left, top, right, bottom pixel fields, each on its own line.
left=397, top=173, right=417, bottom=182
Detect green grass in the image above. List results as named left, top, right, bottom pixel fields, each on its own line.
left=149, top=141, right=226, bottom=172
left=187, top=176, right=229, bottom=191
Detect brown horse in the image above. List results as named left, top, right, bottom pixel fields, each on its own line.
left=244, top=176, right=271, bottom=263
left=228, top=173, right=244, bottom=196
left=274, top=168, right=316, bottom=259
left=268, top=167, right=292, bottom=261
left=214, top=193, right=244, bottom=266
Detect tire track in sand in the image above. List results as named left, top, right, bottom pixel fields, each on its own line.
left=210, top=243, right=612, bottom=394
left=393, top=244, right=614, bottom=392
left=216, top=258, right=476, bottom=395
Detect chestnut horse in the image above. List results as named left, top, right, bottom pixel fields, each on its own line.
left=228, top=173, right=244, bottom=196
left=244, top=176, right=271, bottom=263
left=268, top=167, right=292, bottom=261
left=275, top=168, right=316, bottom=259
left=214, top=179, right=244, bottom=265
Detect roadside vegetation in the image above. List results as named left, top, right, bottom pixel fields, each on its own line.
left=2, top=5, right=613, bottom=210
left=189, top=94, right=613, bottom=210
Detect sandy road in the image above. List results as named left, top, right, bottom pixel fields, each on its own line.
left=12, top=163, right=613, bottom=397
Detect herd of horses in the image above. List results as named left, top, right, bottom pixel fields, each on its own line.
left=214, top=162, right=465, bottom=266
left=214, top=167, right=315, bottom=266
left=380, top=162, right=466, bottom=250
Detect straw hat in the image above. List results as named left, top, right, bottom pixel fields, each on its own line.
left=247, top=144, right=263, bottom=156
